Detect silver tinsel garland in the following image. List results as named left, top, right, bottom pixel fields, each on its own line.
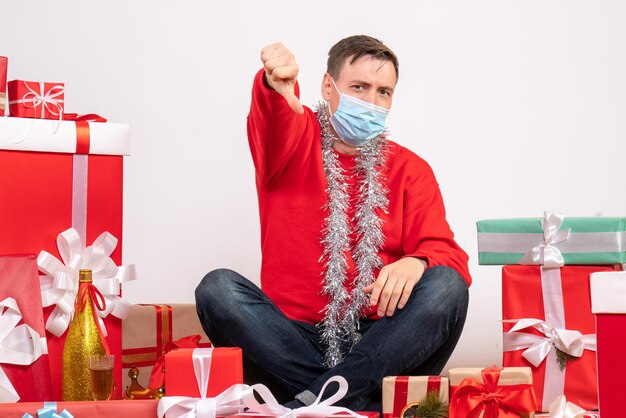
left=317, top=102, right=389, bottom=367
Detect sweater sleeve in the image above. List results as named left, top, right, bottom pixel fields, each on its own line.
left=246, top=69, right=314, bottom=189
left=401, top=158, right=472, bottom=286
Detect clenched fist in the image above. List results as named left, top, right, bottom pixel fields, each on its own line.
left=261, top=43, right=304, bottom=114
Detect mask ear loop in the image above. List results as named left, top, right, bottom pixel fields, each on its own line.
left=327, top=76, right=342, bottom=117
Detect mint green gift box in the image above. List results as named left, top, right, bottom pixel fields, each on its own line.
left=476, top=214, right=626, bottom=265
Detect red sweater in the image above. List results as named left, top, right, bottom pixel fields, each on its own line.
left=247, top=69, right=471, bottom=324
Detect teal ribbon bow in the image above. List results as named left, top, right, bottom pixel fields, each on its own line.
left=22, top=402, right=73, bottom=418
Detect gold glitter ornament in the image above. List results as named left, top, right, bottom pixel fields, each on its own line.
left=62, top=269, right=110, bottom=401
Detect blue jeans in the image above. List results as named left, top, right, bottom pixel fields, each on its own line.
left=195, top=265, right=468, bottom=412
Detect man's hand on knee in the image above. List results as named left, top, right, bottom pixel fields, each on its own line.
left=364, top=257, right=427, bottom=317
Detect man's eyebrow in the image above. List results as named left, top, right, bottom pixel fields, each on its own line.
left=349, top=79, right=395, bottom=92
left=349, top=79, right=372, bottom=86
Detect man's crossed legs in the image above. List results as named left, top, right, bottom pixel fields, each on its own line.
left=195, top=266, right=468, bottom=412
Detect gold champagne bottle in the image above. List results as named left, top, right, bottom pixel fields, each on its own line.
left=62, top=269, right=109, bottom=400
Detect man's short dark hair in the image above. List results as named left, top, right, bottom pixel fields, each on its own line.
left=327, top=35, right=399, bottom=81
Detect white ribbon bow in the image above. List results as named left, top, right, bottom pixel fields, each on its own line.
left=519, top=212, right=571, bottom=268
left=37, top=228, right=137, bottom=337
left=0, top=297, right=48, bottom=403
left=503, top=318, right=596, bottom=367
left=243, top=375, right=366, bottom=418
left=548, top=395, right=588, bottom=418
left=158, top=384, right=249, bottom=418
left=157, top=348, right=248, bottom=418
left=157, top=347, right=364, bottom=418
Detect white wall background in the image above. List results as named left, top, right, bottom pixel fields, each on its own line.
left=4, top=1, right=625, bottom=371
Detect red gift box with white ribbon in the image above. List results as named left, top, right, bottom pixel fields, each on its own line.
left=164, top=347, right=243, bottom=398
left=7, top=80, right=65, bottom=120
left=0, top=115, right=132, bottom=400
left=502, top=265, right=621, bottom=412
left=160, top=360, right=377, bottom=418
left=590, top=270, right=626, bottom=418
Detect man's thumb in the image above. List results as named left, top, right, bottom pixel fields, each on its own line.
left=284, top=91, right=304, bottom=115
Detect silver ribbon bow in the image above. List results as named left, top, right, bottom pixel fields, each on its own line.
left=519, top=212, right=571, bottom=268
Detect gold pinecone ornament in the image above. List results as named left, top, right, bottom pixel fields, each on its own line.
left=400, top=390, right=449, bottom=418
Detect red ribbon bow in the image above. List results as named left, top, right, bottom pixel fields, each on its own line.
left=62, top=113, right=107, bottom=154
left=75, top=281, right=106, bottom=313
left=62, top=113, right=107, bottom=123
left=74, top=281, right=110, bottom=354
left=148, top=334, right=203, bottom=389
left=449, top=367, right=537, bottom=418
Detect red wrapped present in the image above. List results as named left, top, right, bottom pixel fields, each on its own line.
left=0, top=399, right=157, bottom=418
left=164, top=347, right=242, bottom=398
left=382, top=376, right=448, bottom=418
left=502, top=265, right=620, bottom=412
left=159, top=347, right=244, bottom=417
left=0, top=255, right=52, bottom=402
left=0, top=56, right=7, bottom=114
left=122, top=303, right=211, bottom=392
left=591, top=271, right=626, bottom=418
left=7, top=80, right=64, bottom=120
left=449, top=366, right=537, bottom=418
left=0, top=116, right=131, bottom=400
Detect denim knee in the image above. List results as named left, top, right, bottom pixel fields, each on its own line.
left=195, top=268, right=239, bottom=308
left=425, top=265, right=468, bottom=295
left=416, top=265, right=469, bottom=318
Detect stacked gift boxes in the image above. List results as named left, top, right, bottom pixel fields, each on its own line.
left=477, top=212, right=626, bottom=414
left=121, top=303, right=211, bottom=393
left=0, top=56, right=133, bottom=403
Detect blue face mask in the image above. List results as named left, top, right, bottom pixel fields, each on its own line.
left=328, top=78, right=389, bottom=147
